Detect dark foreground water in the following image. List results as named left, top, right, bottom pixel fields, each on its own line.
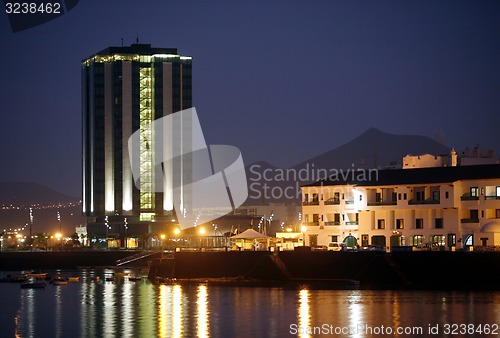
left=1, top=269, right=499, bottom=337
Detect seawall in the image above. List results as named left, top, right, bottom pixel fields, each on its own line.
left=0, top=250, right=146, bottom=270
left=150, top=250, right=500, bottom=290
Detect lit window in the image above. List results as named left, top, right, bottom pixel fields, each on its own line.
left=396, top=219, right=404, bottom=229
left=412, top=235, right=424, bottom=246
left=470, top=187, right=479, bottom=197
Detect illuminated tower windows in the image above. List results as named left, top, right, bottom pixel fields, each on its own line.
left=82, top=44, right=192, bottom=234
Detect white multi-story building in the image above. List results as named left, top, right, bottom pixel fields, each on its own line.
left=301, top=164, right=500, bottom=251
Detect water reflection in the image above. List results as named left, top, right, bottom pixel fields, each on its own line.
left=158, top=284, right=169, bottom=337
left=121, top=282, right=134, bottom=337
left=137, top=282, right=156, bottom=337
left=197, top=284, right=210, bottom=338
left=172, top=284, right=183, bottom=338
left=392, top=292, right=401, bottom=337
left=4, top=272, right=500, bottom=338
left=298, top=289, right=310, bottom=338
left=20, top=288, right=36, bottom=337
left=103, top=279, right=115, bottom=337
left=347, top=291, right=363, bottom=338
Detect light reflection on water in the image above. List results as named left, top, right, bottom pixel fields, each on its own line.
left=1, top=269, right=500, bottom=337
left=298, top=289, right=310, bottom=338
left=197, top=285, right=209, bottom=338
left=347, top=291, right=363, bottom=338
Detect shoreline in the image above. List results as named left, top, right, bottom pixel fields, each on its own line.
left=149, top=250, right=500, bottom=291
left=0, top=250, right=152, bottom=270
left=3, top=250, right=500, bottom=290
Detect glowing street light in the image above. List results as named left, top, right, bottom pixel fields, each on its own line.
left=301, top=225, right=307, bottom=246
left=124, top=218, right=128, bottom=249
left=57, top=211, right=61, bottom=233
left=55, top=232, right=62, bottom=248
left=160, top=234, right=165, bottom=255
left=105, top=216, right=110, bottom=250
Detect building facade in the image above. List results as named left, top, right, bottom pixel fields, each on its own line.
left=301, top=164, right=500, bottom=251
left=82, top=44, right=192, bottom=242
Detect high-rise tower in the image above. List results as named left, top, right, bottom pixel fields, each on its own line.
left=82, top=44, right=192, bottom=242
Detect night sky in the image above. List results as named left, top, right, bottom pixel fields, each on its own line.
left=1, top=0, right=499, bottom=198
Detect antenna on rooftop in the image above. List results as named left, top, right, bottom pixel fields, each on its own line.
left=121, top=37, right=123, bottom=46
left=136, top=32, right=139, bottom=44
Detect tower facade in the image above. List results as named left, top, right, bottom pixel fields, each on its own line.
left=82, top=44, right=192, bottom=239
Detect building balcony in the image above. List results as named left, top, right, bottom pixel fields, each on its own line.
left=324, top=198, right=340, bottom=205
left=345, top=200, right=355, bottom=205
left=324, top=221, right=340, bottom=226
left=485, top=195, right=500, bottom=200
left=305, top=222, right=319, bottom=226
left=461, top=218, right=480, bottom=224
left=460, top=195, right=479, bottom=201
left=345, top=221, right=358, bottom=225
left=408, top=199, right=440, bottom=205
left=302, top=201, right=319, bottom=206
left=367, top=201, right=397, bottom=206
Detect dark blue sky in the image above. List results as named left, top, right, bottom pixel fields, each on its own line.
left=1, top=0, right=499, bottom=197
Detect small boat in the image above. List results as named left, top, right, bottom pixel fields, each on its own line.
left=50, top=274, right=69, bottom=285
left=128, top=276, right=142, bottom=282
left=52, top=280, right=68, bottom=286
left=21, top=280, right=46, bottom=289
left=27, top=272, right=48, bottom=279
left=51, top=274, right=68, bottom=281
left=68, top=277, right=80, bottom=282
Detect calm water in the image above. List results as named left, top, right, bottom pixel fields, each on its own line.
left=1, top=269, right=500, bottom=337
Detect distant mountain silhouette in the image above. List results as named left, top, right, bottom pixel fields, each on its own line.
left=244, top=128, right=450, bottom=205
left=0, top=181, right=78, bottom=205
left=0, top=182, right=83, bottom=234
left=292, top=128, right=450, bottom=170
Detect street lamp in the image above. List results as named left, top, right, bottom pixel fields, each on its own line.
left=105, top=216, right=109, bottom=250
left=160, top=233, right=165, bottom=248
left=29, top=208, right=33, bottom=251
left=57, top=211, right=61, bottom=233
left=301, top=225, right=307, bottom=246
left=55, top=232, right=62, bottom=249
left=173, top=228, right=181, bottom=252
left=124, top=218, right=128, bottom=249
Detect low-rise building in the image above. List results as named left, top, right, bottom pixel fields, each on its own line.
left=301, top=164, right=500, bottom=251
